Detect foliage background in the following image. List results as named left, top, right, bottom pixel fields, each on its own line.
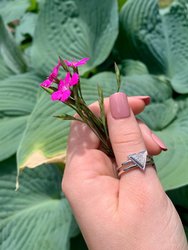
left=0, top=0, right=188, bottom=249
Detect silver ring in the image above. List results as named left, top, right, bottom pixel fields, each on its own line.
left=118, top=150, right=155, bottom=177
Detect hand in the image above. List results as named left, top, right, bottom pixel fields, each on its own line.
left=62, top=93, right=188, bottom=250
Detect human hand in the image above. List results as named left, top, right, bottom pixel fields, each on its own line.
left=63, top=93, right=188, bottom=250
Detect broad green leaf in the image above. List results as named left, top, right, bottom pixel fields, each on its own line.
left=120, top=60, right=149, bottom=76
left=0, top=16, right=27, bottom=74
left=155, top=98, right=188, bottom=190
left=31, top=0, right=118, bottom=76
left=0, top=55, right=13, bottom=80
left=17, top=93, right=71, bottom=170
left=0, top=156, right=78, bottom=250
left=0, top=116, right=27, bottom=161
left=118, top=0, right=188, bottom=93
left=0, top=73, right=41, bottom=161
left=0, top=73, right=41, bottom=115
left=138, top=99, right=178, bottom=131
left=0, top=0, right=29, bottom=24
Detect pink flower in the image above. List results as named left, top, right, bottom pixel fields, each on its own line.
left=51, top=79, right=71, bottom=102
left=40, top=62, right=61, bottom=87
left=64, top=57, right=89, bottom=67
left=51, top=72, right=79, bottom=102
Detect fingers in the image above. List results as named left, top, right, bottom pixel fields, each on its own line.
left=107, top=92, right=165, bottom=204
left=66, top=96, right=149, bottom=163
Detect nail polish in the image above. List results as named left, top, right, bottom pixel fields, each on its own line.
left=136, top=96, right=151, bottom=105
left=110, top=92, right=130, bottom=119
left=151, top=133, right=168, bottom=151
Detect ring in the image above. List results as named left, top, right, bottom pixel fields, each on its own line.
left=118, top=150, right=155, bottom=177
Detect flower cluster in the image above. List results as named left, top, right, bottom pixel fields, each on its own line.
left=40, top=56, right=114, bottom=157
left=40, top=57, right=89, bottom=102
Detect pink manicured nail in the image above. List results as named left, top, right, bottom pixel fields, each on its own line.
left=151, top=133, right=168, bottom=151
left=136, top=96, right=151, bottom=105
left=110, top=92, right=130, bottom=119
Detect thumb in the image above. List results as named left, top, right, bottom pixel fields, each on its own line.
left=107, top=92, right=165, bottom=202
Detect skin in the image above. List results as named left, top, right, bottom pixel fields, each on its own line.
left=62, top=96, right=188, bottom=250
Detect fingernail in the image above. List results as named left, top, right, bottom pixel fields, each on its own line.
left=151, top=133, right=168, bottom=151
left=135, top=96, right=151, bottom=105
left=110, top=92, right=130, bottom=119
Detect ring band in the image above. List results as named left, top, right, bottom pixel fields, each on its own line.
left=118, top=150, right=155, bottom=177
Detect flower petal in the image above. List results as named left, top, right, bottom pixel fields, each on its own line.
left=60, top=89, right=71, bottom=102
left=51, top=91, right=62, bottom=101
left=70, top=73, right=79, bottom=86
left=49, top=63, right=61, bottom=81
left=64, top=72, right=71, bottom=85
left=64, top=58, right=90, bottom=68
left=75, top=57, right=90, bottom=66
left=58, top=79, right=65, bottom=90
left=40, top=79, right=52, bottom=87
left=64, top=60, right=72, bottom=67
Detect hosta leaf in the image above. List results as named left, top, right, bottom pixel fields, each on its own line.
left=0, top=156, right=78, bottom=250
left=0, top=116, right=27, bottom=161
left=138, top=99, right=178, bottom=131
left=119, top=0, right=188, bottom=93
left=0, top=0, right=29, bottom=24
left=31, top=0, right=118, bottom=76
left=0, top=73, right=41, bottom=161
left=17, top=93, right=71, bottom=170
left=0, top=73, right=41, bottom=115
left=0, top=55, right=13, bottom=80
left=0, top=16, right=27, bottom=74
left=155, top=98, right=188, bottom=190
left=120, top=60, right=149, bottom=76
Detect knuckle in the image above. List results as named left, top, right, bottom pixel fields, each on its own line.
left=113, top=129, right=143, bottom=148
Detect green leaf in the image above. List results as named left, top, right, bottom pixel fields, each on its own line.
left=17, top=93, right=71, bottom=170
left=31, top=0, right=118, bottom=76
left=119, top=0, right=188, bottom=93
left=0, top=55, right=13, bottom=80
left=0, top=116, right=27, bottom=161
left=0, top=0, right=29, bottom=24
left=0, top=73, right=41, bottom=161
left=0, top=156, right=78, bottom=250
left=120, top=60, right=149, bottom=76
left=138, top=99, right=178, bottom=131
left=155, top=97, right=188, bottom=190
left=0, top=73, right=41, bottom=115
left=0, top=16, right=27, bottom=74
